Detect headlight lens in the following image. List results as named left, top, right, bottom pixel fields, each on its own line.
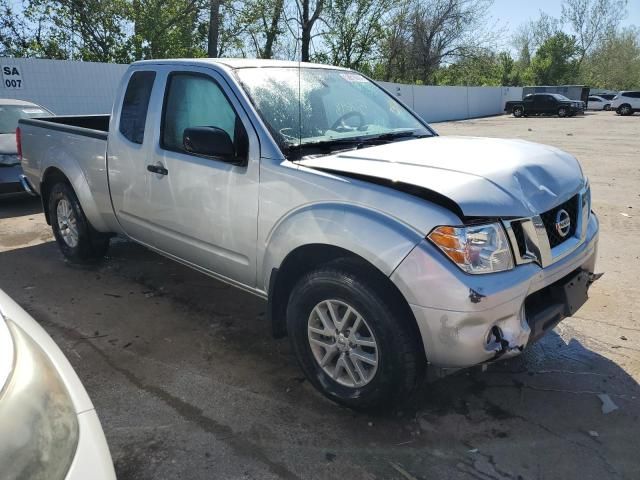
left=0, top=321, right=79, bottom=480
left=428, top=223, right=514, bottom=274
left=0, top=154, right=20, bottom=166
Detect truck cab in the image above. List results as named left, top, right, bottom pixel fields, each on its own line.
left=505, top=93, right=583, bottom=118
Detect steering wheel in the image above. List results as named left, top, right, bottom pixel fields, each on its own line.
left=330, top=111, right=365, bottom=132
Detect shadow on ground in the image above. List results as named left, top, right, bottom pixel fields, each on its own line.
left=0, top=195, right=41, bottom=219
left=0, top=238, right=637, bottom=480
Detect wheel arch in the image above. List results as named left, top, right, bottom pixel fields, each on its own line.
left=40, top=165, right=109, bottom=231
left=267, top=243, right=426, bottom=362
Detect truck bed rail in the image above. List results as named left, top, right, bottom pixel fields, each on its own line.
left=19, top=115, right=110, bottom=140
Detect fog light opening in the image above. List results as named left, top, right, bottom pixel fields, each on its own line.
left=487, top=326, right=511, bottom=359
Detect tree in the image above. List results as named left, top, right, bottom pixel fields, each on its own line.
left=240, top=0, right=285, bottom=58
left=379, top=0, right=498, bottom=84
left=0, top=0, right=68, bottom=58
left=562, top=0, right=627, bottom=65
left=129, top=0, right=203, bottom=60
left=581, top=27, right=640, bottom=89
left=207, top=0, right=221, bottom=57
left=528, top=32, right=579, bottom=85
left=435, top=51, right=520, bottom=86
left=323, top=0, right=394, bottom=71
left=289, top=0, right=324, bottom=61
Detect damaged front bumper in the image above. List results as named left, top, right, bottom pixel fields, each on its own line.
left=390, top=212, right=599, bottom=369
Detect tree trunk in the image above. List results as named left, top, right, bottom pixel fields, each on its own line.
left=300, top=0, right=323, bottom=62
left=263, top=0, right=284, bottom=59
left=208, top=0, right=221, bottom=57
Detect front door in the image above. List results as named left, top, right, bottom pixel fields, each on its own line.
left=111, top=66, right=260, bottom=287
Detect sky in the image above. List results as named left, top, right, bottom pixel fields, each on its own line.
left=489, top=0, right=640, bottom=35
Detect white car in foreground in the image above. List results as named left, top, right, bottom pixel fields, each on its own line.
left=0, top=289, right=115, bottom=480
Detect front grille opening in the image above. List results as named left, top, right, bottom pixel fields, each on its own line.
left=511, top=221, right=527, bottom=256
left=540, top=195, right=579, bottom=248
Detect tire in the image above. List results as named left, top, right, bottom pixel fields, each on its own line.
left=604, top=104, right=611, bottom=111
left=286, top=260, right=424, bottom=410
left=512, top=106, right=524, bottom=118
left=558, top=107, right=568, bottom=118
left=49, top=182, right=110, bottom=263
left=618, top=104, right=633, bottom=116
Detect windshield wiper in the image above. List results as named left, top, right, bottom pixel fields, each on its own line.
left=366, top=130, right=430, bottom=142
left=285, top=130, right=430, bottom=159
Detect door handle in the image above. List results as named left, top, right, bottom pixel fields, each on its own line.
left=147, top=164, right=168, bottom=176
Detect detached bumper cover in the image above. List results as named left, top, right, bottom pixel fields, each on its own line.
left=391, top=213, right=599, bottom=368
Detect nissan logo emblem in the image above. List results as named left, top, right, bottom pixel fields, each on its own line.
left=555, top=209, right=571, bottom=238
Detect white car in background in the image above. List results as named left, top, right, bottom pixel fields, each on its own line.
left=0, top=99, right=52, bottom=196
left=611, top=91, right=640, bottom=116
left=0, top=289, right=116, bottom=480
left=587, top=95, right=611, bottom=111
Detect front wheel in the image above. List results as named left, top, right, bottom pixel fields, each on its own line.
left=558, top=107, right=568, bottom=118
left=512, top=106, right=524, bottom=118
left=49, top=182, right=110, bottom=263
left=604, top=104, right=611, bottom=111
left=618, top=104, right=633, bottom=116
left=286, top=262, right=423, bottom=410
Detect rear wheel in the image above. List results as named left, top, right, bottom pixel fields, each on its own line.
left=512, top=106, right=524, bottom=118
left=558, top=106, right=568, bottom=118
left=618, top=104, right=633, bottom=116
left=49, top=182, right=110, bottom=263
left=604, top=104, right=611, bottom=111
left=286, top=262, right=423, bottom=410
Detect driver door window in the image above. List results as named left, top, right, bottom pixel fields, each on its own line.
left=161, top=73, right=239, bottom=156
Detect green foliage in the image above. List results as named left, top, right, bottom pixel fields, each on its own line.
left=580, top=27, right=640, bottom=89
left=528, top=32, right=579, bottom=85
left=0, top=0, right=637, bottom=90
left=435, top=51, right=522, bottom=86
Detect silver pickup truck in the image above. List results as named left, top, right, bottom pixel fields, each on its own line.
left=18, top=59, right=599, bottom=409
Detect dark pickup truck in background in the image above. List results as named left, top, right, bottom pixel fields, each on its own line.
left=505, top=93, right=584, bottom=118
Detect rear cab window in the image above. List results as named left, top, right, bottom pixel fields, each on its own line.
left=119, top=71, right=156, bottom=144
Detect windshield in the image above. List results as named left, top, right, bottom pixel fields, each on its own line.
left=236, top=67, right=430, bottom=153
left=0, top=105, right=50, bottom=134
left=551, top=94, right=572, bottom=101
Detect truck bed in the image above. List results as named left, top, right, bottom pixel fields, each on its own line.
left=18, top=114, right=117, bottom=233
left=20, top=114, right=110, bottom=140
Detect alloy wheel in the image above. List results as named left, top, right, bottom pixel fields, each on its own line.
left=307, top=299, right=379, bottom=388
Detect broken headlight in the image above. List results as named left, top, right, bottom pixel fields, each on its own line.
left=428, top=223, right=514, bottom=274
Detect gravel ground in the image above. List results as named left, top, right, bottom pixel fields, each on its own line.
left=1, top=110, right=638, bottom=480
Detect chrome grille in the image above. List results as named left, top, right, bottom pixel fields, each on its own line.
left=539, top=194, right=579, bottom=248
left=502, top=184, right=590, bottom=269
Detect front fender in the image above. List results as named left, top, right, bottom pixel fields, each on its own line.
left=260, top=202, right=425, bottom=291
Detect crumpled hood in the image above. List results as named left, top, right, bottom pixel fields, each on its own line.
left=0, top=133, right=17, bottom=155
left=298, top=136, right=585, bottom=218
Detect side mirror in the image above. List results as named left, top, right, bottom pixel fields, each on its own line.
left=183, top=126, right=236, bottom=162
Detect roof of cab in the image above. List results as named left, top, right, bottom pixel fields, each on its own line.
left=131, top=58, right=351, bottom=71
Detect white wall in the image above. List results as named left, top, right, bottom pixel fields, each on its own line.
left=379, top=81, right=523, bottom=123
left=0, top=58, right=523, bottom=121
left=0, top=58, right=128, bottom=115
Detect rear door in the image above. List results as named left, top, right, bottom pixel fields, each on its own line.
left=117, top=65, right=260, bottom=287
left=628, top=91, right=640, bottom=109
left=108, top=68, right=158, bottom=239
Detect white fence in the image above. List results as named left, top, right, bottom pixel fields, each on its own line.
left=1, top=58, right=523, bottom=121
left=0, top=57, right=127, bottom=115
left=379, top=82, right=524, bottom=123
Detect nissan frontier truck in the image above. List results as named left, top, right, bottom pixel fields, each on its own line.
left=17, top=59, right=599, bottom=409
